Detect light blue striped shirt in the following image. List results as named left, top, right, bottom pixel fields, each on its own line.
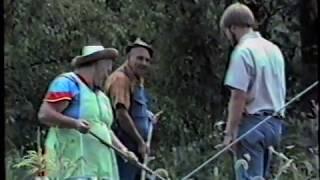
left=224, top=31, right=286, bottom=116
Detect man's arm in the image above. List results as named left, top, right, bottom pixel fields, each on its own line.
left=105, top=73, right=147, bottom=149
left=223, top=49, right=251, bottom=143
left=116, top=106, right=145, bottom=145
left=224, top=89, right=247, bottom=140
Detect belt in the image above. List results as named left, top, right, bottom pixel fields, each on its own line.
left=65, top=176, right=110, bottom=180
left=244, top=110, right=284, bottom=120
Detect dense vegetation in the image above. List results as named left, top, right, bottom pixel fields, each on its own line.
left=5, top=0, right=318, bottom=179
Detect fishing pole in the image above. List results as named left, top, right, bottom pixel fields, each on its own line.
left=181, top=81, right=318, bottom=180
left=89, top=131, right=167, bottom=180
left=140, top=124, right=154, bottom=180
left=141, top=110, right=164, bottom=180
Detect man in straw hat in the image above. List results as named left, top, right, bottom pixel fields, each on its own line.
left=38, top=44, right=138, bottom=179
left=105, top=38, right=162, bottom=180
left=219, top=2, right=286, bottom=179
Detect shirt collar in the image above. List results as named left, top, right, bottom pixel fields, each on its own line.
left=238, top=31, right=261, bottom=44
left=122, top=62, right=143, bottom=87
left=75, top=73, right=100, bottom=91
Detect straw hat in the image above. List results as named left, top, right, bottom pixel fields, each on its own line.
left=71, top=45, right=119, bottom=67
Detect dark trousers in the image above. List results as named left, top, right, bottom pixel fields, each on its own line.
left=116, top=131, right=144, bottom=180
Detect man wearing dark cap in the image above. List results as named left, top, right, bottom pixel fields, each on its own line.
left=105, top=38, right=159, bottom=180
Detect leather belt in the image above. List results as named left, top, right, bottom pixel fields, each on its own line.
left=243, top=110, right=284, bottom=120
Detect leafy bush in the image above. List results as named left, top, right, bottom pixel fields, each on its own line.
left=5, top=0, right=318, bottom=179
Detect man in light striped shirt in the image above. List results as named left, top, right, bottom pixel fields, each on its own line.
left=220, top=2, right=286, bottom=179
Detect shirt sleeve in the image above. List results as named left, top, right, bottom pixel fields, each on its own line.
left=224, top=48, right=252, bottom=92
left=106, top=73, right=131, bottom=110
left=44, top=76, right=78, bottom=102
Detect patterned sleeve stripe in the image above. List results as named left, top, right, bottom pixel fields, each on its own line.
left=44, top=97, right=72, bottom=102
left=44, top=92, right=73, bottom=102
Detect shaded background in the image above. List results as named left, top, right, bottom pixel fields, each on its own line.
left=4, top=0, right=318, bottom=179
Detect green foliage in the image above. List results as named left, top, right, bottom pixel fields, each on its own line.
left=6, top=150, right=31, bottom=180
left=7, top=127, right=86, bottom=179
left=12, top=128, right=51, bottom=176
left=5, top=0, right=318, bottom=179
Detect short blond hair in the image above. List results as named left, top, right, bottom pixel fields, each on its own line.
left=219, top=2, right=255, bottom=30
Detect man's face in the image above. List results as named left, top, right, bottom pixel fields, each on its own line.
left=128, top=47, right=151, bottom=77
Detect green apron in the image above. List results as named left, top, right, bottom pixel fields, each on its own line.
left=45, top=73, right=119, bottom=179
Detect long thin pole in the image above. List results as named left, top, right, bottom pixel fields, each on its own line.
left=181, top=81, right=318, bottom=180
left=141, top=124, right=154, bottom=180
left=89, top=131, right=167, bottom=180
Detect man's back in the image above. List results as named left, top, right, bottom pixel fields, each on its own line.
left=225, top=32, right=286, bottom=115
left=220, top=4, right=286, bottom=179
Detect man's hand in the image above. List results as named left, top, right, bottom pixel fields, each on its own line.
left=75, top=119, right=90, bottom=134
left=223, top=130, right=238, bottom=151
left=151, top=110, right=164, bottom=124
left=138, top=141, right=150, bottom=156
left=223, top=135, right=238, bottom=151
left=223, top=134, right=233, bottom=146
